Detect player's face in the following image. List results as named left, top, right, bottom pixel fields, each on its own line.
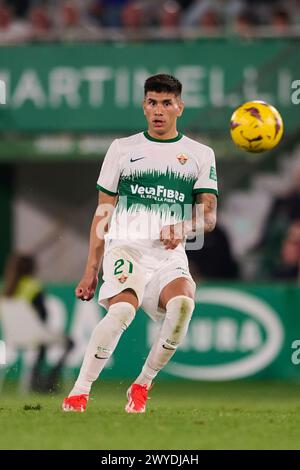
left=143, top=91, right=184, bottom=138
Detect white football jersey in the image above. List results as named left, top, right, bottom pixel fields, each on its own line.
left=97, top=131, right=218, bottom=253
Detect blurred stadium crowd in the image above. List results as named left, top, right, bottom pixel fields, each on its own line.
left=0, top=0, right=300, bottom=43
left=190, top=160, right=300, bottom=283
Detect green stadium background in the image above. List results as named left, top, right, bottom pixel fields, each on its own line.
left=1, top=38, right=300, bottom=383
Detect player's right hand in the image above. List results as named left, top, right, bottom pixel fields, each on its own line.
left=75, top=273, right=98, bottom=301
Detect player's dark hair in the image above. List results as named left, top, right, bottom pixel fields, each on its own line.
left=144, top=74, right=182, bottom=97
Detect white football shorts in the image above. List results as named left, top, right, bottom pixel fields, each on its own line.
left=98, top=241, right=196, bottom=322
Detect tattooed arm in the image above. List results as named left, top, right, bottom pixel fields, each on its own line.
left=194, top=192, right=217, bottom=234
left=160, top=192, right=217, bottom=250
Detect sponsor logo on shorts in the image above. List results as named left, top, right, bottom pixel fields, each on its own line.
left=176, top=267, right=189, bottom=275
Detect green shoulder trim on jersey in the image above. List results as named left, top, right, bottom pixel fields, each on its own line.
left=97, top=184, right=118, bottom=196
left=193, top=188, right=219, bottom=196
left=143, top=131, right=183, bottom=143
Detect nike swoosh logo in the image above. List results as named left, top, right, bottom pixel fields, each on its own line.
left=94, top=354, right=107, bottom=360
left=130, top=157, right=145, bottom=163
left=162, top=344, right=174, bottom=350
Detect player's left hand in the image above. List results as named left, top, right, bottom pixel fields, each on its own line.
left=160, top=223, right=185, bottom=250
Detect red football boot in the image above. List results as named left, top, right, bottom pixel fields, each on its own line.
left=125, top=384, right=151, bottom=414
left=62, top=394, right=89, bottom=412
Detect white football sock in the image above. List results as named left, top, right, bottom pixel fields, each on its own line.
left=69, top=302, right=135, bottom=396
left=134, top=295, right=194, bottom=388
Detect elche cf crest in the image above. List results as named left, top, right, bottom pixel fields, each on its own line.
left=118, top=274, right=128, bottom=284
left=177, top=153, right=188, bottom=165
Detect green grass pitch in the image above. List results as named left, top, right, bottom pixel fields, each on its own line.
left=1, top=381, right=300, bottom=450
